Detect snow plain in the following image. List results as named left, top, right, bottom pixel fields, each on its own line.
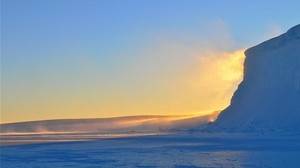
left=1, top=132, right=300, bottom=168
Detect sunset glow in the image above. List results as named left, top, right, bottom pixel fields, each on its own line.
left=2, top=0, right=295, bottom=124
left=185, top=49, right=246, bottom=114
left=2, top=48, right=245, bottom=123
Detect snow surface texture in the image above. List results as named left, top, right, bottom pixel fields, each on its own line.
left=212, top=24, right=300, bottom=132
left=1, top=133, right=300, bottom=168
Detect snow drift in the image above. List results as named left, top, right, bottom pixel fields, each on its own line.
left=211, top=24, right=300, bottom=132
left=0, top=113, right=219, bottom=135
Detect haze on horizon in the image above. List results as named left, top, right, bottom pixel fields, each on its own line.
left=2, top=0, right=300, bottom=123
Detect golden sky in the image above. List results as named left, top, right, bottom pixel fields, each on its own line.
left=2, top=45, right=245, bottom=123
left=4, top=0, right=294, bottom=123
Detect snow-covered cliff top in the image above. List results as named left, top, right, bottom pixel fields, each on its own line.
left=246, top=24, right=300, bottom=56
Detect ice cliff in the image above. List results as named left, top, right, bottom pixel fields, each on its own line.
left=212, top=24, right=300, bottom=132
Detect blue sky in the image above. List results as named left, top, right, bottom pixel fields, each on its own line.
left=2, top=0, right=300, bottom=122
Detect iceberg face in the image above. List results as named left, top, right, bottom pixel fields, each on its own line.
left=213, top=24, right=300, bottom=132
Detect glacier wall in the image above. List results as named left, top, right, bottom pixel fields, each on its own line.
left=213, top=24, right=300, bottom=132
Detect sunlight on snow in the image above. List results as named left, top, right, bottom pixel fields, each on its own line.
left=187, top=49, right=245, bottom=114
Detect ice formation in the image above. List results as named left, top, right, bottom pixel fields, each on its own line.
left=212, top=24, right=300, bottom=132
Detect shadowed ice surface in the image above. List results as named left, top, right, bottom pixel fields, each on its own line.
left=1, top=133, right=300, bottom=168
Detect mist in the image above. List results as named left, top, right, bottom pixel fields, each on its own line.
left=0, top=113, right=220, bottom=146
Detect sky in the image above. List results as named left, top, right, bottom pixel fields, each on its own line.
left=1, top=0, right=300, bottom=123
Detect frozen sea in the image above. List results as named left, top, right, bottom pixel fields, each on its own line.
left=1, top=132, right=300, bottom=168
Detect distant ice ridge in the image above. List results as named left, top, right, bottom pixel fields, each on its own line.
left=210, top=24, right=300, bottom=133
left=0, top=113, right=219, bottom=135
